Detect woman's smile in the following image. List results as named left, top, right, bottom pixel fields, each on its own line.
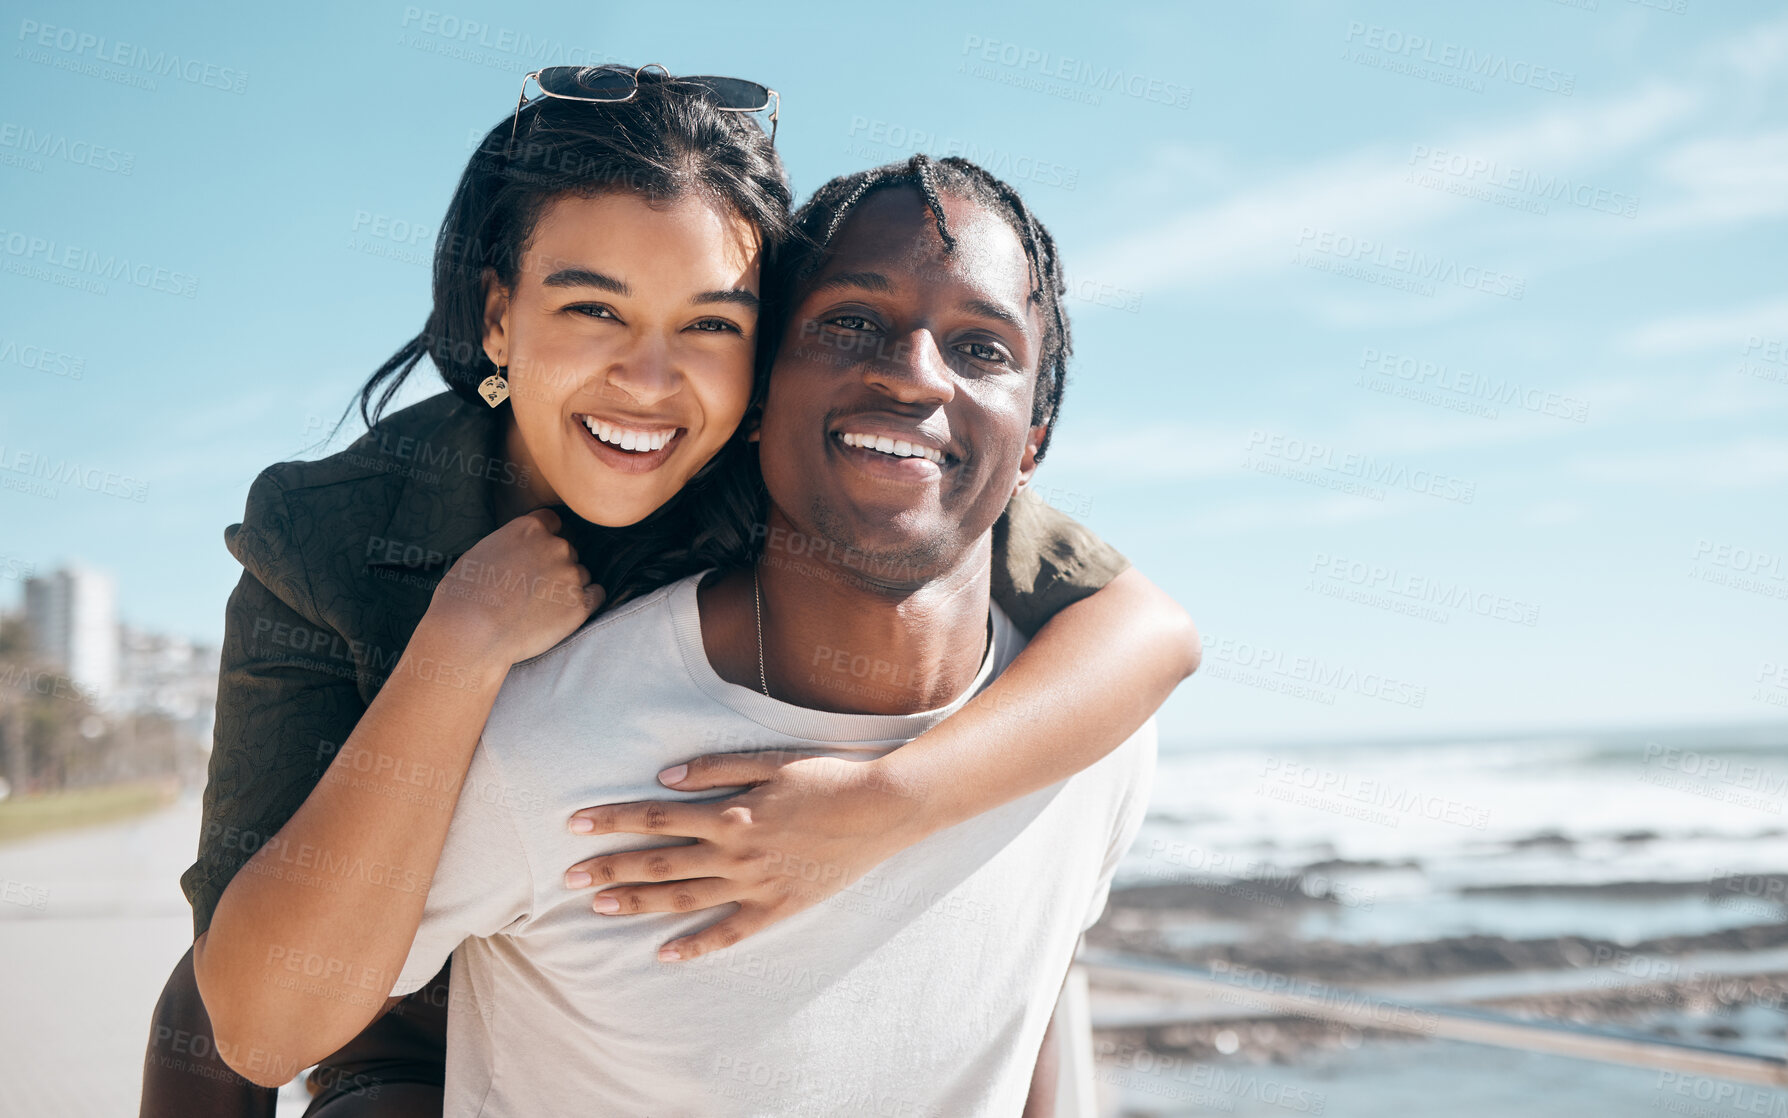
left=574, top=412, right=687, bottom=475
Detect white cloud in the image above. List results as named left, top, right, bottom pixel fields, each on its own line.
left=1623, top=293, right=1788, bottom=356
left=1082, top=81, right=1700, bottom=294
left=1643, top=129, right=1788, bottom=231
left=1569, top=439, right=1788, bottom=488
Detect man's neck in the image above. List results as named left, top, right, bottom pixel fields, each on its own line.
left=698, top=514, right=995, bottom=715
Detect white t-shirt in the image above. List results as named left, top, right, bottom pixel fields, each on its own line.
left=395, top=572, right=1156, bottom=1117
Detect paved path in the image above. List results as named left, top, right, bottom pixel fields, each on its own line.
left=0, top=796, right=308, bottom=1116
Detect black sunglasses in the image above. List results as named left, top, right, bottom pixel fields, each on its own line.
left=509, top=63, right=780, bottom=149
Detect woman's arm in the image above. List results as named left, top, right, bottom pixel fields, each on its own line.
left=195, top=509, right=597, bottom=1084
left=563, top=566, right=1198, bottom=960
left=869, top=565, right=1197, bottom=831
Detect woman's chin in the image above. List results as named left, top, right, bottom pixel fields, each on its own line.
left=561, top=484, right=679, bottom=529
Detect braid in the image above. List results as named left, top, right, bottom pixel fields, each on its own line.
left=773, top=154, right=1074, bottom=460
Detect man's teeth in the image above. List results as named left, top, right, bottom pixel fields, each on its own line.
left=582, top=417, right=675, bottom=452
left=838, top=432, right=945, bottom=464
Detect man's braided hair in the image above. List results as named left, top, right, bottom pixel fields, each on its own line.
left=769, top=154, right=1073, bottom=460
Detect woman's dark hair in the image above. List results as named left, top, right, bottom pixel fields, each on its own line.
left=346, top=67, right=792, bottom=600
left=766, top=154, right=1073, bottom=461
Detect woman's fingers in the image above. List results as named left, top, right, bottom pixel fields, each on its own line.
left=587, top=877, right=739, bottom=919
left=656, top=749, right=815, bottom=791
left=568, top=799, right=719, bottom=839
left=657, top=904, right=780, bottom=963
left=563, top=840, right=715, bottom=889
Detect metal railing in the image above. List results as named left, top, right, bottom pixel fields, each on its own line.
left=1059, top=950, right=1788, bottom=1116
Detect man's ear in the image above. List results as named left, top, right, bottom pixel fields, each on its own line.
left=481, top=267, right=512, bottom=367
left=1011, top=423, right=1047, bottom=497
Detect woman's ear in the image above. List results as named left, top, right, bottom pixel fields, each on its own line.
left=481, top=267, right=512, bottom=367
left=1011, top=424, right=1046, bottom=497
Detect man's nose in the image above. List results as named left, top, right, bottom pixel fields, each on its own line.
left=604, top=339, right=679, bottom=408
left=862, top=329, right=954, bottom=407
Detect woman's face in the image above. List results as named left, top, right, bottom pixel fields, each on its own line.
left=484, top=191, right=762, bottom=527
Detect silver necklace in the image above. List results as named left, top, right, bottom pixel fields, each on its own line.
left=752, top=567, right=769, bottom=697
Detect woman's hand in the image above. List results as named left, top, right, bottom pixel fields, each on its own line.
left=561, top=752, right=936, bottom=961
left=426, top=508, right=603, bottom=666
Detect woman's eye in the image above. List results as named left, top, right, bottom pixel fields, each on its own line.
left=690, top=317, right=742, bottom=334
left=568, top=303, right=617, bottom=320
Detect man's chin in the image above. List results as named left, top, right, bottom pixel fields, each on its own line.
left=792, top=506, right=957, bottom=589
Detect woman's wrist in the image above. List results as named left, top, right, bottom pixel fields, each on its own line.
left=864, top=751, right=953, bottom=844
left=412, top=602, right=516, bottom=683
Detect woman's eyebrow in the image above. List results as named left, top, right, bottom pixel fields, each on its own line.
left=540, top=268, right=757, bottom=311
left=692, top=289, right=761, bottom=310
left=542, top=266, right=629, bottom=294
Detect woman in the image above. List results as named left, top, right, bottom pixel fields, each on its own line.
left=143, top=65, right=1197, bottom=1116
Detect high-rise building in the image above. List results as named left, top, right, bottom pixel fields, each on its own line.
left=23, top=565, right=118, bottom=702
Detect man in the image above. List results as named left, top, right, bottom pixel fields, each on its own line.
left=302, top=157, right=1158, bottom=1115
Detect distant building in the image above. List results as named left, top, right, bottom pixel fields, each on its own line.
left=116, top=624, right=220, bottom=749
left=24, top=565, right=118, bottom=702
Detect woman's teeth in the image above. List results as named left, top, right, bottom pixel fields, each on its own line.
left=582, top=417, right=675, bottom=452
left=838, top=432, right=946, bottom=464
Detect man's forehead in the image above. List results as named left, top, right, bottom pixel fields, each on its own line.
left=816, top=187, right=1033, bottom=303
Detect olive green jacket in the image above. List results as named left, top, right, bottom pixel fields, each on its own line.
left=183, top=391, right=1128, bottom=936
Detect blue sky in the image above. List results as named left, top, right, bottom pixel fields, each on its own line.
left=3, top=0, right=1785, bottom=746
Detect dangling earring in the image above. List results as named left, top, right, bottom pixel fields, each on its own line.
left=478, top=366, right=510, bottom=408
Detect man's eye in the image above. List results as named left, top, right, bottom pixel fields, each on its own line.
left=827, top=314, right=879, bottom=333
left=567, top=303, right=618, bottom=320
left=960, top=341, right=1007, bottom=364
left=690, top=318, right=742, bottom=334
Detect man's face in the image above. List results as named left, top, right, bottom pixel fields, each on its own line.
left=757, top=186, right=1048, bottom=581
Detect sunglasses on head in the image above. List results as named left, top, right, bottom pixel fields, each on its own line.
left=509, top=63, right=780, bottom=149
